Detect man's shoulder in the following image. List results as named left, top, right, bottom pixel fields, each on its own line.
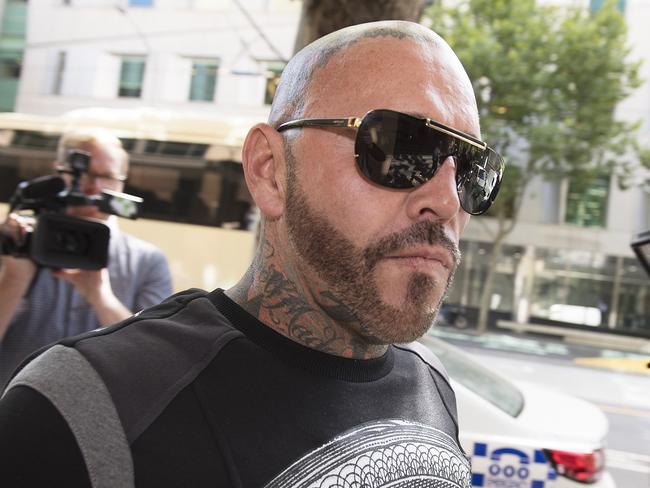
left=394, top=339, right=462, bottom=441
left=1, top=345, right=134, bottom=487
left=393, top=339, right=450, bottom=383
left=8, top=288, right=245, bottom=443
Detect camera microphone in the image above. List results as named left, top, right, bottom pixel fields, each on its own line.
left=18, top=175, right=66, bottom=200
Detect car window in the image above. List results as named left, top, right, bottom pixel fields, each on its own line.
left=422, top=337, right=525, bottom=417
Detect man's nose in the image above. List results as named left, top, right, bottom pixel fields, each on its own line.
left=404, top=157, right=462, bottom=222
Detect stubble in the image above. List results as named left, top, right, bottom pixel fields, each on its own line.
left=284, top=150, right=461, bottom=345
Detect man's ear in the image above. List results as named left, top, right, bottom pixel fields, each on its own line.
left=241, top=123, right=286, bottom=220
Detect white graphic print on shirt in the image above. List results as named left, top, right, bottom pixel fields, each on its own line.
left=265, top=419, right=472, bottom=488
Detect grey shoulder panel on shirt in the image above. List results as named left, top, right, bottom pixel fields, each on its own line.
left=396, top=339, right=450, bottom=382
left=5, top=345, right=134, bottom=488
left=395, top=338, right=464, bottom=452
left=73, top=292, right=244, bottom=444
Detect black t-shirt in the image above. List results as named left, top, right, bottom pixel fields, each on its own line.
left=0, top=289, right=471, bottom=487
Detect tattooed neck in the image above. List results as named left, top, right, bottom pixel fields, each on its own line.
left=226, top=238, right=387, bottom=359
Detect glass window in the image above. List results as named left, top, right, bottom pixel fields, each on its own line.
left=264, top=62, right=285, bottom=105
left=529, top=248, right=617, bottom=326
left=0, top=52, right=23, bottom=80
left=0, top=52, right=21, bottom=111
left=11, top=130, right=60, bottom=149
left=422, top=336, right=525, bottom=417
left=189, top=59, right=219, bottom=102
left=536, top=248, right=617, bottom=276
left=118, top=56, right=146, bottom=98
left=0, top=0, right=26, bottom=112
left=143, top=140, right=208, bottom=157
left=0, top=55, right=21, bottom=79
left=616, top=257, right=650, bottom=332
left=1, top=0, right=28, bottom=38
left=123, top=160, right=253, bottom=228
left=120, top=138, right=137, bottom=152
left=446, top=240, right=523, bottom=313
left=0, top=153, right=57, bottom=203
left=565, top=174, right=609, bottom=228
left=0, top=132, right=252, bottom=230
left=52, top=52, right=66, bottom=95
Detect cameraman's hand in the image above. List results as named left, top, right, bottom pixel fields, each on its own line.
left=51, top=268, right=131, bottom=326
left=51, top=268, right=107, bottom=303
left=0, top=213, right=37, bottom=282
left=0, top=214, right=37, bottom=340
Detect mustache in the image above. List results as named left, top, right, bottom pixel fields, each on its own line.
left=363, top=220, right=461, bottom=270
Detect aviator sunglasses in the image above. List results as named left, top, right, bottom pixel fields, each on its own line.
left=277, top=109, right=505, bottom=215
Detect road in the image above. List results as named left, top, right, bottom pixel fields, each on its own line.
left=430, top=327, right=650, bottom=487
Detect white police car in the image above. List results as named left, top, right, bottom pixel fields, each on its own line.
left=420, top=336, right=615, bottom=487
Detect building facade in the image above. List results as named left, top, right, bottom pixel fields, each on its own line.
left=15, top=0, right=299, bottom=118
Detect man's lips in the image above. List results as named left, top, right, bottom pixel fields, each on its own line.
left=383, top=247, right=454, bottom=271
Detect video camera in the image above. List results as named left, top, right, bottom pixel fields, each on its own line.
left=0, top=150, right=142, bottom=270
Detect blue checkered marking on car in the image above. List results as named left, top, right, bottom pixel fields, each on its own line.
left=474, top=443, right=488, bottom=457
left=535, top=449, right=558, bottom=480
left=491, top=447, right=530, bottom=463
left=471, top=443, right=561, bottom=488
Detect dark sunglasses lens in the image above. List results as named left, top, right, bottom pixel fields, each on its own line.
left=355, top=109, right=504, bottom=215
left=355, top=110, right=454, bottom=189
left=457, top=149, right=503, bottom=215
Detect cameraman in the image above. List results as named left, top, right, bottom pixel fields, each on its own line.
left=0, top=129, right=173, bottom=388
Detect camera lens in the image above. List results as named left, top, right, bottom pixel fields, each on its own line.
left=54, top=229, right=89, bottom=254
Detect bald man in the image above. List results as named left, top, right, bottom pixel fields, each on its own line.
left=0, top=21, right=504, bottom=487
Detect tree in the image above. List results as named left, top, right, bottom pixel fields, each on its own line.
left=293, top=0, right=426, bottom=52
left=425, top=0, right=646, bottom=333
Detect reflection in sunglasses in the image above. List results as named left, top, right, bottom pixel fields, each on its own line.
left=388, top=154, right=435, bottom=187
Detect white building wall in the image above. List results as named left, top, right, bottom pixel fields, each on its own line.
left=16, top=0, right=300, bottom=117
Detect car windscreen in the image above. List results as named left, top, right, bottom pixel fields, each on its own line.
left=421, top=337, right=525, bottom=417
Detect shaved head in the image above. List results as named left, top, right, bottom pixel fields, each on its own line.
left=268, top=20, right=472, bottom=129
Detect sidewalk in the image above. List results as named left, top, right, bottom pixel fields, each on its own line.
left=496, top=319, right=650, bottom=355
left=428, top=324, right=650, bottom=375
